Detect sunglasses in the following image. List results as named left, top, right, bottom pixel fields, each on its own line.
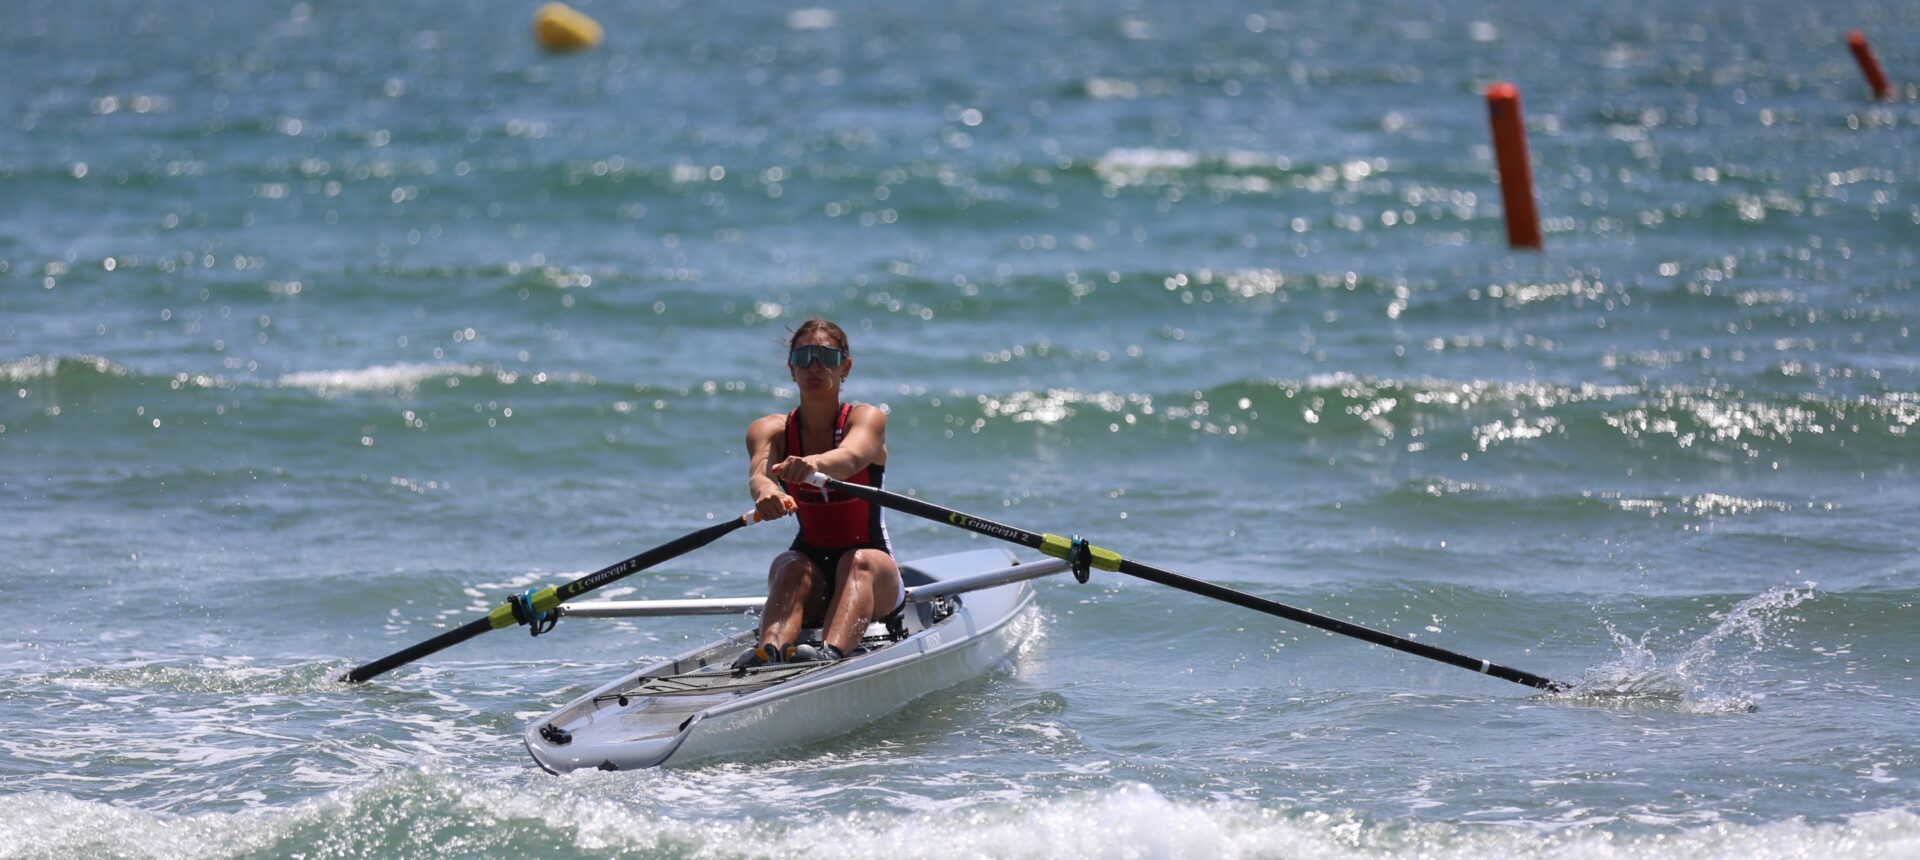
left=787, top=344, right=846, bottom=369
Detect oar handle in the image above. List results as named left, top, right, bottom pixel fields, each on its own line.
left=749, top=497, right=798, bottom=523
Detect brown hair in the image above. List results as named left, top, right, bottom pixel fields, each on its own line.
left=788, top=318, right=849, bottom=353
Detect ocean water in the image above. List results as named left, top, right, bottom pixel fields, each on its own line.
left=3, top=0, right=1917, bottom=856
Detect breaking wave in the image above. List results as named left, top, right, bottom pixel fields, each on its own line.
left=2, top=777, right=1915, bottom=860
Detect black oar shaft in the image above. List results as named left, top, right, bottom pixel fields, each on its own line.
left=343, top=516, right=752, bottom=683
left=555, top=517, right=751, bottom=600
left=813, top=476, right=1566, bottom=692
left=1113, top=558, right=1563, bottom=690
left=343, top=617, right=495, bottom=683
left=855, top=490, right=1050, bottom=551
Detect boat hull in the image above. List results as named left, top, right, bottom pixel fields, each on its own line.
left=524, top=548, right=1040, bottom=773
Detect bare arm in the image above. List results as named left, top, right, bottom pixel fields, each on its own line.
left=746, top=414, right=794, bottom=521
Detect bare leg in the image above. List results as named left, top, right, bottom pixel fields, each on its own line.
left=820, top=549, right=904, bottom=655
left=758, top=551, right=828, bottom=648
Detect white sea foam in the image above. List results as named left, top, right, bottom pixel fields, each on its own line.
left=1084, top=77, right=1141, bottom=100
left=275, top=363, right=484, bottom=395
left=785, top=7, right=834, bottom=30
left=2, top=778, right=1916, bottom=860
left=1093, top=147, right=1199, bottom=185
left=0, top=354, right=127, bottom=381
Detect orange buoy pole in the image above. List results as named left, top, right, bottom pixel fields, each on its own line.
left=1485, top=82, right=1542, bottom=250
left=1847, top=30, right=1894, bottom=101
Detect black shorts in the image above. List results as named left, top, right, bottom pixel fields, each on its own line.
left=786, top=537, right=902, bottom=626
left=788, top=537, right=892, bottom=591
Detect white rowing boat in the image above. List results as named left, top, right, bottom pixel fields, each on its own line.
left=348, top=476, right=1565, bottom=767
left=523, top=548, right=1067, bottom=773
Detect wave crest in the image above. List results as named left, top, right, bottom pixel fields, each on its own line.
left=0, top=354, right=131, bottom=382
left=275, top=363, right=487, bottom=395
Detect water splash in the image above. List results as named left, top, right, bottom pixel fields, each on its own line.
left=1564, top=583, right=1817, bottom=713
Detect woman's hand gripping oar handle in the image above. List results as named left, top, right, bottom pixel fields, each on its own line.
left=341, top=500, right=793, bottom=684
left=802, top=473, right=1569, bottom=692
left=747, top=496, right=799, bottom=523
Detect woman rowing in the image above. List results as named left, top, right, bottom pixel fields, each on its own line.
left=735, top=319, right=903, bottom=667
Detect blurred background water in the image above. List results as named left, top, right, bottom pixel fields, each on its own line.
left=2, top=0, right=1916, bottom=857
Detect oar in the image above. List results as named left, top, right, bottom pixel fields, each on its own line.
left=342, top=502, right=790, bottom=683
left=803, top=473, right=1570, bottom=692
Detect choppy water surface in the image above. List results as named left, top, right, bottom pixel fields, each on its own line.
left=3, top=0, right=1916, bottom=856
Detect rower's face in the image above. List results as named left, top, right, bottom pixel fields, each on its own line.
left=788, top=333, right=850, bottom=391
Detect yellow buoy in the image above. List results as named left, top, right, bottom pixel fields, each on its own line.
left=533, top=2, right=603, bottom=53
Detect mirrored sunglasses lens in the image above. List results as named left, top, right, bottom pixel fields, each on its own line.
left=788, top=346, right=843, bottom=368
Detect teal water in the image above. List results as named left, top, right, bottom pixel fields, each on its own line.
left=3, top=0, right=1917, bottom=856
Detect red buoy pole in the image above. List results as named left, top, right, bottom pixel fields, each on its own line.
left=1848, top=30, right=1894, bottom=101
left=1485, top=82, right=1542, bottom=250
